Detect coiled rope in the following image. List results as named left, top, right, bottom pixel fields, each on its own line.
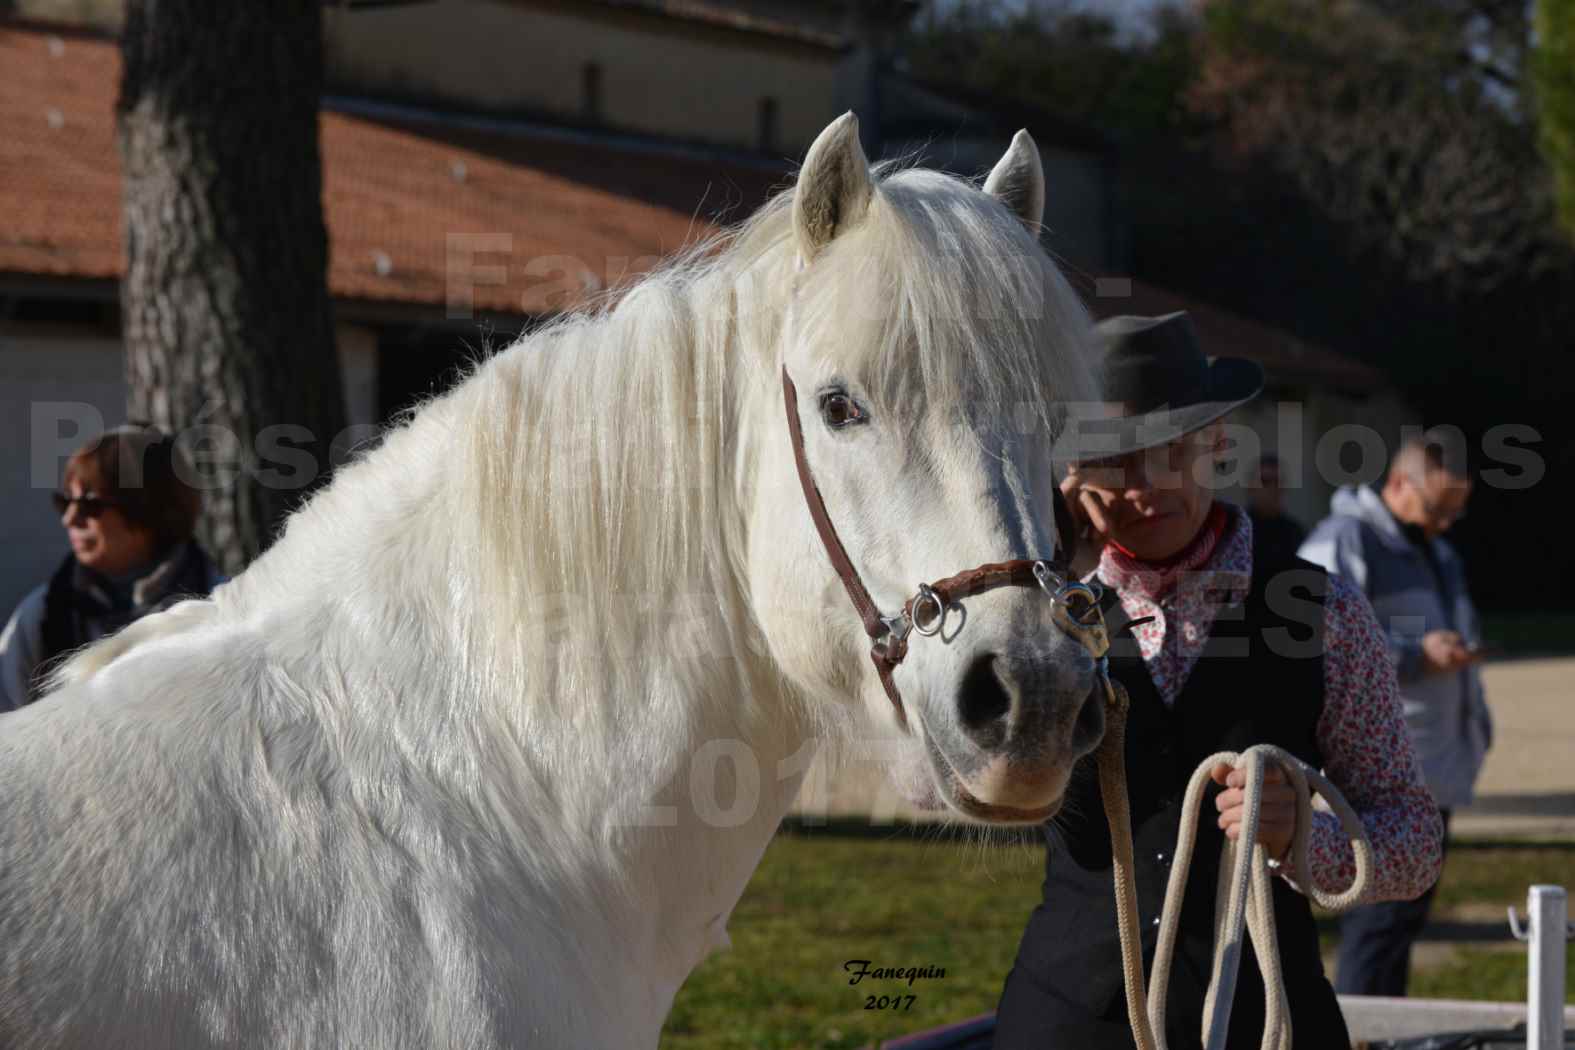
left=1093, top=677, right=1375, bottom=1050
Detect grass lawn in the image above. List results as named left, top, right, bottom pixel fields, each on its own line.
left=1431, top=839, right=1575, bottom=913
left=1410, top=941, right=1575, bottom=1002
left=661, top=830, right=1575, bottom=1050
left=661, top=826, right=1045, bottom=1050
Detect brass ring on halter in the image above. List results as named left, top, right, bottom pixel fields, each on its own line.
left=1051, top=600, right=1111, bottom=662
left=1058, top=581, right=1103, bottom=622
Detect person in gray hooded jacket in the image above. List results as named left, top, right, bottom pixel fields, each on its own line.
left=1299, top=428, right=1491, bottom=996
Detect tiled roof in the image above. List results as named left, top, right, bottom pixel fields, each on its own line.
left=0, top=22, right=787, bottom=315
left=1, top=26, right=123, bottom=282
left=1, top=23, right=1378, bottom=388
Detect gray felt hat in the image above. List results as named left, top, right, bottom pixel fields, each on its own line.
left=1057, top=311, right=1264, bottom=462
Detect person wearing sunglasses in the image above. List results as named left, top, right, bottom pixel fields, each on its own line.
left=0, top=425, right=224, bottom=711
left=1298, top=430, right=1490, bottom=999
left=992, top=313, right=1442, bottom=1050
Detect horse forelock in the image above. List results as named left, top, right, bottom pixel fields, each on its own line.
left=414, top=164, right=1096, bottom=711
left=793, top=166, right=1099, bottom=442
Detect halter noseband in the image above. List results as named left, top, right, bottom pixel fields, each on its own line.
left=782, top=369, right=1112, bottom=728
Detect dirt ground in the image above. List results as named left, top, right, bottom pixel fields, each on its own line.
left=1453, top=657, right=1575, bottom=840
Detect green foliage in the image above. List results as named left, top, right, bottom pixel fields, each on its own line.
left=1536, top=0, right=1575, bottom=238
left=1192, top=0, right=1556, bottom=291
left=901, top=0, right=1202, bottom=139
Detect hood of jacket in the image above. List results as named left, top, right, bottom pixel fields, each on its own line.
left=1329, top=483, right=1413, bottom=553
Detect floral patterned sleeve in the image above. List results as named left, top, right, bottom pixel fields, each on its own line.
left=1295, top=573, right=1445, bottom=903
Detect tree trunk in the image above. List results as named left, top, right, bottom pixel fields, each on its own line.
left=118, top=0, right=346, bottom=575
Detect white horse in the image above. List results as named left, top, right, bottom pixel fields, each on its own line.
left=0, top=113, right=1102, bottom=1049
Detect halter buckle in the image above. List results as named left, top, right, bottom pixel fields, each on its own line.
left=878, top=611, right=914, bottom=647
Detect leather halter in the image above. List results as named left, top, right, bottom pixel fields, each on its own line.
left=781, top=368, right=1111, bottom=728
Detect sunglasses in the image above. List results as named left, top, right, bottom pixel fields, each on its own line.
left=51, top=492, right=117, bottom=519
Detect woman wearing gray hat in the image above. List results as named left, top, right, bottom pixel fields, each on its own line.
left=992, top=313, right=1444, bottom=1049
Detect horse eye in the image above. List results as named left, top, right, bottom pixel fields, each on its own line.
left=818, top=392, right=866, bottom=429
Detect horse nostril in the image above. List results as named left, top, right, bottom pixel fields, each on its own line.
left=957, top=654, right=1013, bottom=750
left=1070, top=685, right=1105, bottom=756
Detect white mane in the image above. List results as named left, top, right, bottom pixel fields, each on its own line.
left=4, top=137, right=1100, bottom=1049
left=211, top=160, right=1093, bottom=761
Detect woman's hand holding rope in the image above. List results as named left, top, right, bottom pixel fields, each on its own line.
left=1212, top=762, right=1296, bottom=864
left=1098, top=680, right=1374, bottom=1050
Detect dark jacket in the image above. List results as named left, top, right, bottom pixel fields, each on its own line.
left=1248, top=509, right=1306, bottom=577
left=994, top=550, right=1346, bottom=1050
left=0, top=541, right=224, bottom=710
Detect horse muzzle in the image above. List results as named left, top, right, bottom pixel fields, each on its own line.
left=918, top=643, right=1107, bottom=823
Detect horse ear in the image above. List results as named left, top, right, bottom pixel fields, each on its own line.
left=984, top=129, right=1045, bottom=233
left=793, top=112, right=874, bottom=262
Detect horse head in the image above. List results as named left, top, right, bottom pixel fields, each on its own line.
left=749, top=113, right=1106, bottom=826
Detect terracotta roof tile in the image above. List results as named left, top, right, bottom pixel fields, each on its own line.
left=1, top=27, right=124, bottom=281
left=2, top=23, right=1376, bottom=388
left=0, top=23, right=786, bottom=315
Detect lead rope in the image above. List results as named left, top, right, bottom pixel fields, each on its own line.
left=1094, top=682, right=1375, bottom=1050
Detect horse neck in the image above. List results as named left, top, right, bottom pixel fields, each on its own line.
left=243, top=254, right=812, bottom=962
left=435, top=289, right=815, bottom=1025
left=223, top=252, right=826, bottom=1043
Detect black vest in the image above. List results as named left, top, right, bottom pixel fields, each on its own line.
left=994, top=552, right=1348, bottom=1050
